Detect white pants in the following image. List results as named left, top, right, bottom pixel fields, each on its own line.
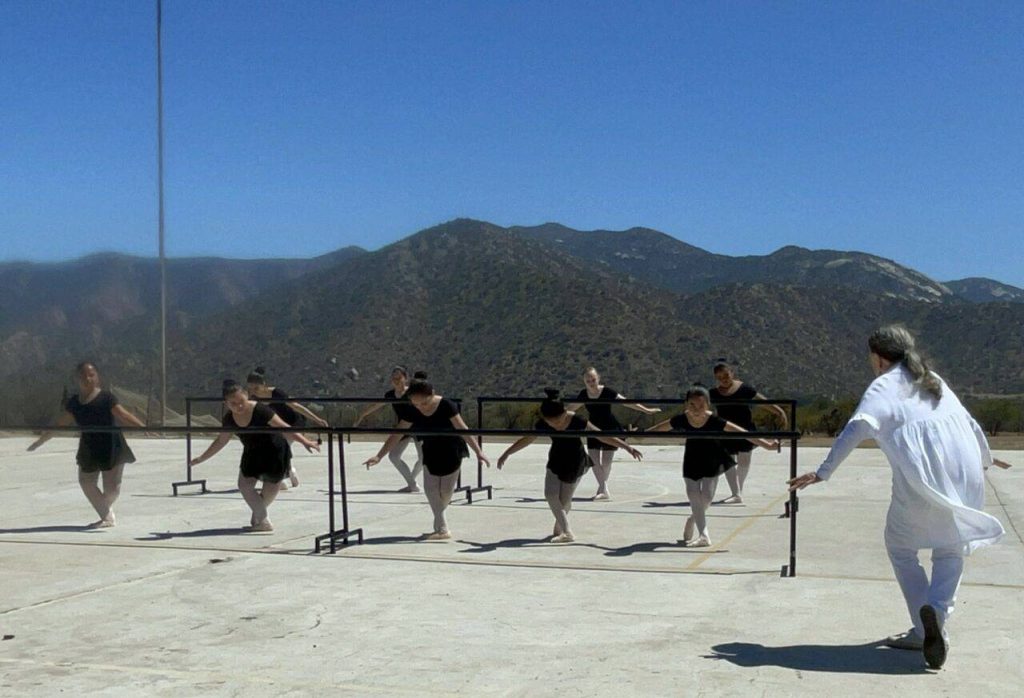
left=887, top=541, right=964, bottom=636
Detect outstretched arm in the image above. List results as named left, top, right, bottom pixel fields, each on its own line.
left=363, top=420, right=411, bottom=468
left=723, top=420, right=778, bottom=450
left=112, top=404, right=147, bottom=429
left=452, top=414, right=490, bottom=467
left=190, top=433, right=233, bottom=465
left=353, top=402, right=386, bottom=426
left=586, top=422, right=642, bottom=460
left=646, top=418, right=673, bottom=432
left=617, top=394, right=660, bottom=415
left=27, top=411, right=74, bottom=451
left=497, top=436, right=537, bottom=469
left=288, top=401, right=329, bottom=428
left=755, top=392, right=789, bottom=428
left=789, top=414, right=876, bottom=490
left=268, top=414, right=320, bottom=453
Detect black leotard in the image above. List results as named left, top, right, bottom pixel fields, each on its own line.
left=223, top=403, right=291, bottom=482
left=670, top=413, right=735, bottom=480
left=406, top=398, right=465, bottom=476
left=709, top=383, right=758, bottom=454
left=66, top=390, right=136, bottom=472
left=535, top=414, right=591, bottom=483
left=577, top=386, right=622, bottom=451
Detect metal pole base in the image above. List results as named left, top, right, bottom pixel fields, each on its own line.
left=314, top=528, right=364, bottom=554
left=171, top=479, right=208, bottom=496
left=780, top=564, right=796, bottom=578
left=466, top=485, right=493, bottom=504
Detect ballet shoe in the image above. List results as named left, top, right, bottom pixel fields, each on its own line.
left=398, top=484, right=421, bottom=493
left=721, top=494, right=744, bottom=505
left=691, top=535, right=711, bottom=548
left=244, top=520, right=274, bottom=533
left=551, top=533, right=575, bottom=543
left=87, top=517, right=115, bottom=529
left=682, top=516, right=695, bottom=544
left=425, top=530, right=452, bottom=541
left=289, top=468, right=300, bottom=488
left=592, top=492, right=610, bottom=501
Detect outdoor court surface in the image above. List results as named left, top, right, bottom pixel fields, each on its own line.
left=1, top=437, right=1021, bottom=696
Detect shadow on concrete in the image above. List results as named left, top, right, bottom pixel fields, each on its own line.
left=344, top=489, right=417, bottom=496
left=0, top=524, right=102, bottom=534
left=704, top=641, right=930, bottom=675
left=362, top=535, right=433, bottom=545
left=135, top=528, right=250, bottom=540
left=456, top=537, right=553, bottom=553
left=642, top=500, right=691, bottom=509
left=514, top=497, right=594, bottom=504
left=585, top=540, right=727, bottom=557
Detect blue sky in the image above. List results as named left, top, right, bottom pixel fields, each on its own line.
left=2, top=1, right=1022, bottom=286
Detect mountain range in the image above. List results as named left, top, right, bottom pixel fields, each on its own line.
left=2, top=219, right=1022, bottom=424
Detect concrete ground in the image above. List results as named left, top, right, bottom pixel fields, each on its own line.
left=0, top=436, right=1021, bottom=696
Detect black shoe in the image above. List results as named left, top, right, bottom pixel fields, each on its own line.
left=919, top=605, right=948, bottom=669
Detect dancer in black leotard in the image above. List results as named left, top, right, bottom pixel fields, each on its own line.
left=498, top=389, right=641, bottom=542
left=246, top=367, right=329, bottom=489
left=568, top=366, right=659, bottom=501
left=353, top=366, right=423, bottom=492
left=363, top=377, right=489, bottom=540
left=28, top=362, right=146, bottom=528
left=709, top=361, right=788, bottom=504
left=191, top=380, right=319, bottom=532
left=649, top=385, right=777, bottom=546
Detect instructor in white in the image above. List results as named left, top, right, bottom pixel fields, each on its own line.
left=788, top=325, right=1005, bottom=670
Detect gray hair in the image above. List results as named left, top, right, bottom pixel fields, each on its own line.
left=867, top=325, right=942, bottom=401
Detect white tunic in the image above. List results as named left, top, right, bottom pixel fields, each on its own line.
left=816, top=365, right=1004, bottom=554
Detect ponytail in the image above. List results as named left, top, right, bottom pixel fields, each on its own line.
left=868, top=325, right=942, bottom=401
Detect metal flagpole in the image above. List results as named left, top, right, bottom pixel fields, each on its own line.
left=156, top=0, right=168, bottom=426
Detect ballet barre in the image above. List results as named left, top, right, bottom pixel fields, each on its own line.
left=12, top=421, right=803, bottom=575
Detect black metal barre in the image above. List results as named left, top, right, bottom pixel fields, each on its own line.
left=478, top=394, right=801, bottom=577
left=12, top=423, right=802, bottom=574
left=180, top=396, right=466, bottom=497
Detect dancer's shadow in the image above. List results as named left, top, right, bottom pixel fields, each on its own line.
left=0, top=524, right=102, bottom=534
left=705, top=641, right=930, bottom=675
left=362, top=535, right=435, bottom=545
left=515, top=497, right=597, bottom=504
left=642, top=501, right=691, bottom=509
left=584, top=540, right=726, bottom=557
left=457, top=537, right=552, bottom=553
left=135, top=528, right=249, bottom=541
left=344, top=489, right=415, bottom=496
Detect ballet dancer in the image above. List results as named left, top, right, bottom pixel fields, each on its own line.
left=789, top=325, right=1006, bottom=669
left=569, top=366, right=660, bottom=501
left=363, top=377, right=489, bottom=540
left=649, top=385, right=777, bottom=547
left=246, top=366, right=328, bottom=489
left=497, top=388, right=642, bottom=543
left=710, top=360, right=788, bottom=504
left=27, top=361, right=145, bottom=528
left=190, top=380, right=319, bottom=532
left=353, top=365, right=423, bottom=492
